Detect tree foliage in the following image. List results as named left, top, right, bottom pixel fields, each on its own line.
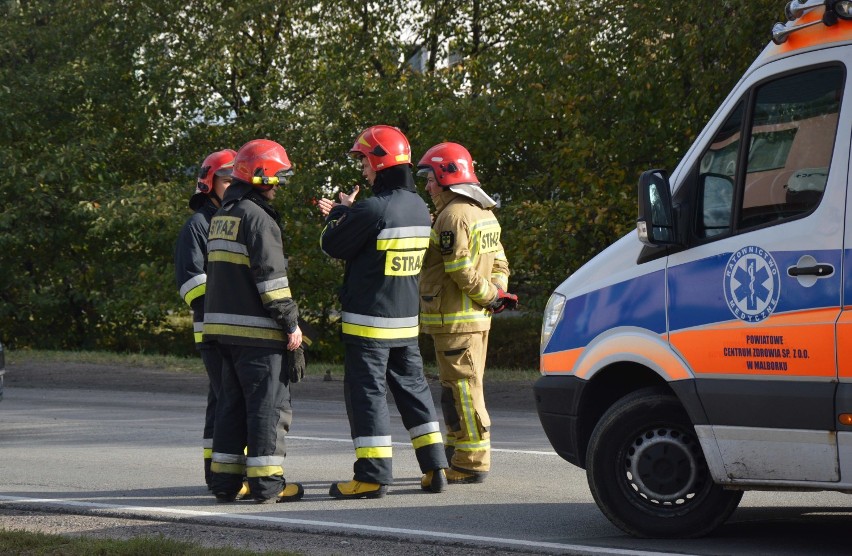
left=0, top=0, right=781, bottom=355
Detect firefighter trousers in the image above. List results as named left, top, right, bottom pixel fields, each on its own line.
left=432, top=330, right=491, bottom=474
left=343, top=343, right=447, bottom=485
left=199, top=345, right=224, bottom=487
left=210, top=345, right=292, bottom=501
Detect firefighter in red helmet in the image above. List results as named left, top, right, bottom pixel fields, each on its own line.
left=174, top=148, right=235, bottom=489
left=318, top=125, right=448, bottom=499
left=204, top=139, right=306, bottom=504
left=417, top=142, right=518, bottom=484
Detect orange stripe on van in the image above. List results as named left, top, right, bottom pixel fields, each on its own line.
left=670, top=308, right=839, bottom=378
left=763, top=12, right=852, bottom=59
left=541, top=336, right=690, bottom=381
left=542, top=308, right=841, bottom=379
left=699, top=308, right=840, bottom=329
left=540, top=348, right=583, bottom=374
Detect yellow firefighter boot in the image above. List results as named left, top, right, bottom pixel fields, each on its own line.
left=446, top=468, right=487, bottom=484
left=256, top=482, right=304, bottom=504
left=420, top=469, right=448, bottom=493
left=329, top=480, right=387, bottom=500
left=235, top=481, right=251, bottom=500
left=276, top=482, right=305, bottom=503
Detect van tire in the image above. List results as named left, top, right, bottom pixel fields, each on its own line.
left=586, top=386, right=742, bottom=538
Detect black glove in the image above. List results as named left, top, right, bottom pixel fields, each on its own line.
left=285, top=346, right=306, bottom=383
left=488, top=289, right=519, bottom=314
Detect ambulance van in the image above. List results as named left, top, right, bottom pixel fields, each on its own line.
left=535, top=0, right=852, bottom=538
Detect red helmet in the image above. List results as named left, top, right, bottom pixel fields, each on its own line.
left=416, top=142, right=479, bottom=187
left=349, top=125, right=411, bottom=171
left=232, top=139, right=293, bottom=190
left=196, top=149, right=236, bottom=194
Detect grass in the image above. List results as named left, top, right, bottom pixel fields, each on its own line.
left=6, top=349, right=541, bottom=382
left=0, top=529, right=299, bottom=555
left=6, top=349, right=207, bottom=374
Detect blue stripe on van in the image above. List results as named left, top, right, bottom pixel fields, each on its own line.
left=543, top=269, right=666, bottom=355
left=668, top=249, right=842, bottom=331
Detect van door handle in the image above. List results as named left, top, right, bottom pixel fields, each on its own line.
left=787, top=264, right=834, bottom=277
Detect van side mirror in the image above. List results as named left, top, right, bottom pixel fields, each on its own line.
left=637, top=169, right=677, bottom=246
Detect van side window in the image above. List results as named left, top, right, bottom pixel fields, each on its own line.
left=738, top=66, right=842, bottom=230
left=696, top=102, right=743, bottom=238
left=695, top=66, right=844, bottom=239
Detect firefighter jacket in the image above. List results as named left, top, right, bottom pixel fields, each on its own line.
left=174, top=199, right=218, bottom=345
left=203, top=180, right=298, bottom=349
left=420, top=188, right=510, bottom=334
left=320, top=170, right=431, bottom=347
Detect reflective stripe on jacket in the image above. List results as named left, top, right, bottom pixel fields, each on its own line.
left=320, top=187, right=431, bottom=346
left=174, top=201, right=218, bottom=344
left=420, top=190, right=510, bottom=334
left=203, top=181, right=298, bottom=348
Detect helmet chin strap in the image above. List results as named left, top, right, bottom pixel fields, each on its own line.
left=210, top=191, right=222, bottom=207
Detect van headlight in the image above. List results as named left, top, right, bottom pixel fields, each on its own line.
left=541, top=293, right=566, bottom=352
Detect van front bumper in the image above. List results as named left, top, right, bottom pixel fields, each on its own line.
left=533, top=374, right=586, bottom=467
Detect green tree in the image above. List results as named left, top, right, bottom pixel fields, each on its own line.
left=0, top=0, right=174, bottom=349
left=0, top=0, right=786, bottom=353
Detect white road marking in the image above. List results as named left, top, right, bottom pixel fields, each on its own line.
left=0, top=495, right=692, bottom=556
left=288, top=435, right=557, bottom=455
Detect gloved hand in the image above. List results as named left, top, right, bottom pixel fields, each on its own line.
left=285, top=346, right=306, bottom=383
left=488, top=289, right=519, bottom=314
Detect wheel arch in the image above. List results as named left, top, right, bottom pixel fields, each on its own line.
left=575, top=365, right=709, bottom=469
left=575, top=362, right=671, bottom=468
left=567, top=328, right=705, bottom=468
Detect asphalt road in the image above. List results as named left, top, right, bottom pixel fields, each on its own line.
left=1, top=372, right=852, bottom=555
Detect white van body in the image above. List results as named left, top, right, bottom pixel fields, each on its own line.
left=535, top=2, right=852, bottom=538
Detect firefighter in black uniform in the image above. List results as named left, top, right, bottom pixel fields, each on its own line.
left=174, top=148, right=235, bottom=488
left=204, top=139, right=305, bottom=504
left=319, top=125, right=448, bottom=499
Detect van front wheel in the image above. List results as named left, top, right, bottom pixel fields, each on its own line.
left=586, top=387, right=742, bottom=538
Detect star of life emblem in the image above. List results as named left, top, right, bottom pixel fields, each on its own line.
left=723, top=246, right=781, bottom=323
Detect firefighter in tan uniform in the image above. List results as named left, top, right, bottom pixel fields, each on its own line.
left=417, top=142, right=518, bottom=484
